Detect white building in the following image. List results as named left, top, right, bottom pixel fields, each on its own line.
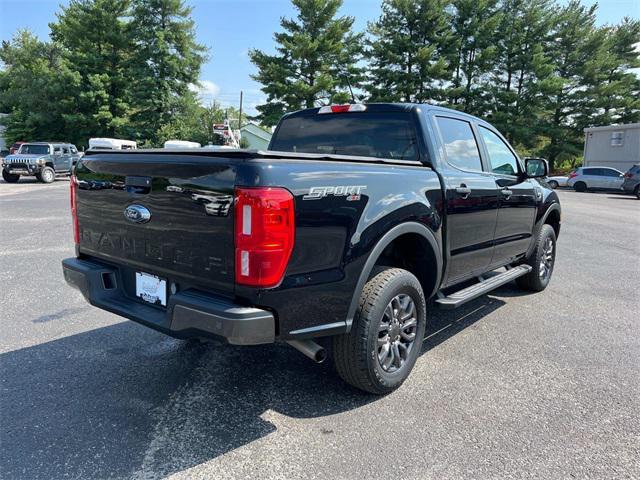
left=583, top=123, right=640, bottom=172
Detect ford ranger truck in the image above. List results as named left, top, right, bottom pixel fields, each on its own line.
left=62, top=103, right=561, bottom=394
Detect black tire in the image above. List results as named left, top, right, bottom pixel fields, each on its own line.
left=38, top=166, right=55, bottom=184
left=2, top=169, right=20, bottom=183
left=333, top=268, right=427, bottom=394
left=548, top=180, right=559, bottom=189
left=574, top=181, right=587, bottom=192
left=516, top=224, right=557, bottom=292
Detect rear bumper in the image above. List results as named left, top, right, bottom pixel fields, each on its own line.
left=62, top=257, right=275, bottom=345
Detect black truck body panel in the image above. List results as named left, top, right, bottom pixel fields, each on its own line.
left=63, top=103, right=560, bottom=344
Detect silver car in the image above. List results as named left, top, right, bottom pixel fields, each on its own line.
left=566, top=166, right=625, bottom=192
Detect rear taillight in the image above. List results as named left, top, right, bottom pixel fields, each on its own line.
left=234, top=187, right=295, bottom=288
left=70, top=176, right=79, bottom=244
left=568, top=171, right=578, bottom=179
left=624, top=172, right=633, bottom=178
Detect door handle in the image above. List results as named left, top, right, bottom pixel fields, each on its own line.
left=501, top=188, right=513, bottom=199
left=455, top=185, right=471, bottom=199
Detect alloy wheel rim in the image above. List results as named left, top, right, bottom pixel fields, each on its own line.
left=377, top=294, right=418, bottom=373
left=43, top=170, right=54, bottom=182
left=539, top=237, right=554, bottom=281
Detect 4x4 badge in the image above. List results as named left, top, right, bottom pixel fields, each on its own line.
left=124, top=204, right=151, bottom=224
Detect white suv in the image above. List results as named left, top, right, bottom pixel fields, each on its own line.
left=567, top=167, right=625, bottom=192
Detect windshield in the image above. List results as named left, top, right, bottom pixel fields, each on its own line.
left=18, top=144, right=50, bottom=155
left=270, top=111, right=418, bottom=160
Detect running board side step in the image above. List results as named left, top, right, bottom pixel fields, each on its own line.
left=435, top=265, right=532, bottom=309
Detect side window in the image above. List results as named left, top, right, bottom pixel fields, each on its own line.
left=604, top=169, right=621, bottom=177
left=70, top=146, right=78, bottom=154
left=435, top=116, right=483, bottom=172
left=62, top=146, right=70, bottom=154
left=582, top=168, right=595, bottom=175
left=479, top=126, right=519, bottom=176
left=53, top=146, right=62, bottom=154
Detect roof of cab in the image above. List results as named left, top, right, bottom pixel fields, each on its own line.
left=282, top=102, right=488, bottom=125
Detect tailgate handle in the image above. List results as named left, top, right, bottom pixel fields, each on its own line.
left=126, top=176, right=152, bottom=194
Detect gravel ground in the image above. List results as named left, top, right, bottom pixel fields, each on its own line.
left=1, top=179, right=638, bottom=480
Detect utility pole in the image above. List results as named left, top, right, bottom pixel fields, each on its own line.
left=238, top=90, right=243, bottom=130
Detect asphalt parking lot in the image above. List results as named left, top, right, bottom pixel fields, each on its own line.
left=1, top=179, right=638, bottom=480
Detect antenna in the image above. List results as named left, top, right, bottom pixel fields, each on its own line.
left=339, top=69, right=359, bottom=104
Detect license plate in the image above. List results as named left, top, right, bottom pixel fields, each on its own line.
left=10, top=169, right=29, bottom=175
left=135, top=272, right=167, bottom=306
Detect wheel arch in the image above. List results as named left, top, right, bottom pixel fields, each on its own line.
left=346, top=222, right=442, bottom=331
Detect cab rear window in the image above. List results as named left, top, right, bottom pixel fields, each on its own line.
left=270, top=112, right=418, bottom=160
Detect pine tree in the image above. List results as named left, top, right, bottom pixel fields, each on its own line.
left=446, top=0, right=501, bottom=114
left=580, top=18, right=640, bottom=127
left=366, top=0, right=453, bottom=103
left=250, top=0, right=363, bottom=126
left=50, top=0, right=133, bottom=139
left=539, top=0, right=599, bottom=169
left=128, top=0, right=207, bottom=142
left=484, top=0, right=554, bottom=148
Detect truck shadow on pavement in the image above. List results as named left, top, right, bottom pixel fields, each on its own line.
left=1, top=294, right=507, bottom=479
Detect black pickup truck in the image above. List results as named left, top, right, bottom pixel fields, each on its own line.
left=62, top=103, right=560, bottom=394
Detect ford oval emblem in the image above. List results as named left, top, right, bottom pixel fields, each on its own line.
left=124, top=204, right=151, bottom=224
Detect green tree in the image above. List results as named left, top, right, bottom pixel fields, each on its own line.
left=366, top=0, right=453, bottom=103
left=0, top=30, right=82, bottom=145
left=539, top=1, right=600, bottom=169
left=128, top=0, right=207, bottom=142
left=483, top=0, right=554, bottom=147
left=250, top=0, right=363, bottom=126
left=446, top=0, right=501, bottom=114
left=579, top=18, right=640, bottom=127
left=50, top=0, right=133, bottom=140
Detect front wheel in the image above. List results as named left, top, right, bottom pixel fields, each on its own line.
left=548, top=180, right=559, bottom=189
left=38, top=166, right=55, bottom=184
left=333, top=268, right=427, bottom=394
left=516, top=224, right=557, bottom=292
left=2, top=170, right=20, bottom=183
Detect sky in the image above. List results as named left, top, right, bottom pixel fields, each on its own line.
left=1, top=0, right=639, bottom=115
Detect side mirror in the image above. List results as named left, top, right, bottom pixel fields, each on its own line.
left=525, top=158, right=548, bottom=178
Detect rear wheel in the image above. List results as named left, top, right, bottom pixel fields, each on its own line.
left=548, top=180, right=559, bottom=189
left=333, top=268, right=426, bottom=394
left=2, top=170, right=20, bottom=183
left=516, top=224, right=557, bottom=292
left=574, top=181, right=587, bottom=192
left=38, top=166, right=55, bottom=184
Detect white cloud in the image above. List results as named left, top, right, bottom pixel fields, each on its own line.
left=189, top=80, right=221, bottom=104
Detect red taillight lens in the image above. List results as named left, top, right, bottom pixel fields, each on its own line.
left=624, top=172, right=632, bottom=178
left=70, top=176, right=79, bottom=244
left=568, top=171, right=578, bottom=179
left=234, top=187, right=295, bottom=288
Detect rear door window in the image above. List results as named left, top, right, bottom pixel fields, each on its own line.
left=435, top=116, right=483, bottom=172
left=583, top=168, right=597, bottom=175
left=270, top=111, right=418, bottom=160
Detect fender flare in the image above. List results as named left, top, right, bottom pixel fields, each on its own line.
left=527, top=202, right=561, bottom=257
left=345, top=222, right=442, bottom=330
left=541, top=202, right=561, bottom=227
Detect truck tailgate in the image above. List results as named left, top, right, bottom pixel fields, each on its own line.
left=75, top=152, right=238, bottom=295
